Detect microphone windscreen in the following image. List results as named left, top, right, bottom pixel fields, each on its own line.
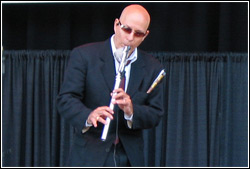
left=114, top=47, right=124, bottom=63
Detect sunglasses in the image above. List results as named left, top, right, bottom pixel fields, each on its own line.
left=118, top=20, right=147, bottom=38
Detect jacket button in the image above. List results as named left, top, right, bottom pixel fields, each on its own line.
left=105, top=148, right=110, bottom=152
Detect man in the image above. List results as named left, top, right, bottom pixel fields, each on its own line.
left=57, top=4, right=164, bottom=167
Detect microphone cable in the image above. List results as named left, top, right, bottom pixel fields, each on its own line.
left=113, top=107, right=119, bottom=167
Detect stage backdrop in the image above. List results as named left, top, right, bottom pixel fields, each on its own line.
left=2, top=51, right=248, bottom=167
left=2, top=2, right=248, bottom=167
left=2, top=2, right=248, bottom=52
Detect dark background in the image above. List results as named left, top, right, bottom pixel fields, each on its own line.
left=2, top=2, right=248, bottom=52
left=2, top=2, right=248, bottom=167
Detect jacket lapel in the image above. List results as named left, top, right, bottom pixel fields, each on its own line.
left=100, top=40, right=116, bottom=92
left=127, top=51, right=145, bottom=97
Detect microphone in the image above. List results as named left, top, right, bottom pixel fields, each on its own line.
left=101, top=46, right=131, bottom=141
left=118, top=46, right=131, bottom=73
left=114, top=47, right=124, bottom=63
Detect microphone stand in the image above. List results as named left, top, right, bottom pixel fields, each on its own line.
left=101, top=46, right=131, bottom=141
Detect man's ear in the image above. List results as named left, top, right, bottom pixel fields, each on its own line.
left=114, top=18, right=119, bottom=33
left=142, top=30, right=150, bottom=41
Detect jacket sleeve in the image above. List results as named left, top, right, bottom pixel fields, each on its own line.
left=57, top=48, right=92, bottom=133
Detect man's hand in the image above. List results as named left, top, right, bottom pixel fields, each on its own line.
left=111, top=88, right=133, bottom=117
left=87, top=106, right=114, bottom=127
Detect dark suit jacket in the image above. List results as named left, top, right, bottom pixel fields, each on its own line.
left=57, top=38, right=164, bottom=166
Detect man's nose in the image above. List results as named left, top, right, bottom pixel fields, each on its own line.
left=127, top=32, right=134, bottom=41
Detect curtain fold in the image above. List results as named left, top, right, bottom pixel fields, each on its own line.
left=2, top=50, right=248, bottom=167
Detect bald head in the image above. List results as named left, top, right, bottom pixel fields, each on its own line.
left=120, top=4, right=151, bottom=30
left=113, top=4, right=151, bottom=52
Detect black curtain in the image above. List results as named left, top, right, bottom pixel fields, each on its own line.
left=2, top=51, right=248, bottom=167
left=2, top=2, right=248, bottom=52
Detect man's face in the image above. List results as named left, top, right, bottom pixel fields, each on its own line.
left=113, top=14, right=149, bottom=55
